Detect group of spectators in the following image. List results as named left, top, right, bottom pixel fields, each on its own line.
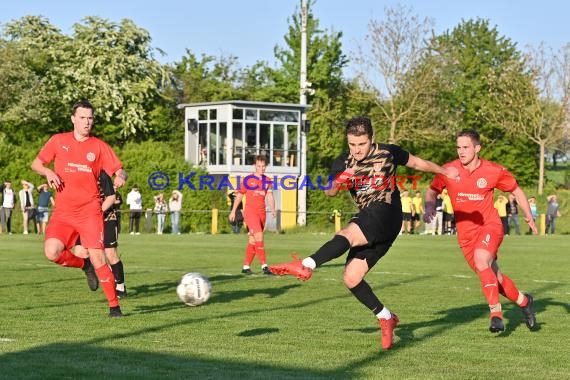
left=494, top=193, right=562, bottom=235
left=400, top=189, right=455, bottom=235
left=1, top=180, right=55, bottom=235
left=124, top=186, right=183, bottom=235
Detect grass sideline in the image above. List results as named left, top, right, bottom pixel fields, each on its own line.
left=1, top=233, right=569, bottom=379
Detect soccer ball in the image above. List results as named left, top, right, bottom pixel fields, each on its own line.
left=176, top=272, right=212, bottom=306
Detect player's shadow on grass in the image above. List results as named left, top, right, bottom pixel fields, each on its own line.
left=210, top=283, right=302, bottom=304
left=0, top=342, right=343, bottom=380
left=237, top=327, right=280, bottom=337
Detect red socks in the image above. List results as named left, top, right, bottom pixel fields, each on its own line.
left=53, top=249, right=84, bottom=268
left=478, top=267, right=501, bottom=317
left=243, top=243, right=256, bottom=266
left=254, top=241, right=267, bottom=266
left=95, top=265, right=119, bottom=307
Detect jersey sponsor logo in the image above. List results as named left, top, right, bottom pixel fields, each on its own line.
left=481, top=233, right=491, bottom=246
left=457, top=192, right=485, bottom=201
left=86, top=152, right=96, bottom=162
left=476, top=178, right=487, bottom=188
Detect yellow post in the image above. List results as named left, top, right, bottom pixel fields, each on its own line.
left=211, top=208, right=218, bottom=235
left=540, top=213, right=546, bottom=235
left=334, top=210, right=342, bottom=232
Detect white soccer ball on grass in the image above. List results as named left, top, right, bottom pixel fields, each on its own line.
left=176, top=272, right=212, bottom=306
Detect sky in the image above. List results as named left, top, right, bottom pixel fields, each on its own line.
left=2, top=0, right=569, bottom=72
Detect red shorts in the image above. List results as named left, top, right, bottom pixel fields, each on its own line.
left=459, top=226, right=504, bottom=272
left=243, top=209, right=266, bottom=235
left=46, top=209, right=104, bottom=249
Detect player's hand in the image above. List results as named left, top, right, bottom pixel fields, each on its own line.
left=423, top=201, right=436, bottom=223
left=228, top=211, right=235, bottom=223
left=46, top=171, right=64, bottom=192
left=271, top=210, right=276, bottom=218
left=525, top=215, right=538, bottom=235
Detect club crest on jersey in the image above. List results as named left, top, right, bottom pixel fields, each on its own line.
left=476, top=178, right=487, bottom=189
left=86, top=152, right=96, bottom=162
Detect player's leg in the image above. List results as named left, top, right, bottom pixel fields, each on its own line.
left=468, top=228, right=505, bottom=332
left=493, top=262, right=536, bottom=330
left=345, top=208, right=400, bottom=350
left=79, top=212, right=121, bottom=317
left=104, top=220, right=126, bottom=297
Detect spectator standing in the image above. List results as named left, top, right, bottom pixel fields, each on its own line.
left=400, top=190, right=414, bottom=234
left=434, top=193, right=444, bottom=235
left=19, top=180, right=37, bottom=234
left=153, top=193, right=168, bottom=234
left=1, top=180, right=16, bottom=234
left=494, top=195, right=509, bottom=235
left=545, top=194, right=562, bottom=235
left=169, top=190, right=183, bottom=234
left=442, top=189, right=455, bottom=234
left=507, top=194, right=521, bottom=235
left=36, top=183, right=55, bottom=234
left=528, top=197, right=537, bottom=235
left=126, top=186, right=142, bottom=235
left=412, top=191, right=424, bottom=234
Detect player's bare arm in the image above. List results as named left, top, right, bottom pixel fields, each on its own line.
left=101, top=194, right=117, bottom=213
left=114, top=169, right=128, bottom=188
left=405, top=154, right=459, bottom=180
left=31, top=157, right=63, bottom=190
left=325, top=168, right=355, bottom=197
left=423, top=187, right=439, bottom=223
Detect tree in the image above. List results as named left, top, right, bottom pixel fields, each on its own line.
left=352, top=4, right=442, bottom=144
left=65, top=17, right=168, bottom=140
left=491, top=43, right=570, bottom=194
left=422, top=19, right=537, bottom=185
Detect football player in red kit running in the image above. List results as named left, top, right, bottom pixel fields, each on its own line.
left=424, top=129, right=537, bottom=333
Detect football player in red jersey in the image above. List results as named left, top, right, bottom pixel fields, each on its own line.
left=31, top=99, right=127, bottom=317
left=229, top=155, right=276, bottom=275
left=424, top=129, right=537, bottom=333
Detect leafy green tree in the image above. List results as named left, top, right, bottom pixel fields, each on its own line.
left=490, top=43, right=570, bottom=194
left=352, top=4, right=443, bottom=145
left=421, top=19, right=537, bottom=185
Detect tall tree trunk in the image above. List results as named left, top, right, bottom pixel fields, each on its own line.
left=538, top=141, right=545, bottom=195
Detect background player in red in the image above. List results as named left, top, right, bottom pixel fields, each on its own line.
left=229, top=155, right=276, bottom=275
left=424, top=129, right=537, bottom=333
left=31, top=99, right=128, bottom=317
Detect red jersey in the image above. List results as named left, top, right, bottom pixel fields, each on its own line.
left=429, top=159, right=518, bottom=241
left=239, top=174, right=272, bottom=214
left=37, top=132, right=122, bottom=212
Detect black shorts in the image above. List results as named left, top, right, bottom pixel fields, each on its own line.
left=348, top=202, right=402, bottom=269
left=103, top=220, right=119, bottom=248
left=412, top=214, right=420, bottom=222
left=402, top=212, right=412, bottom=221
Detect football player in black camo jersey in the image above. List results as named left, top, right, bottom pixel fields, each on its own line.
left=75, top=170, right=128, bottom=298
left=270, top=116, right=459, bottom=350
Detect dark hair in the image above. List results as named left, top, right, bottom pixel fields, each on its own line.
left=456, top=129, right=481, bottom=146
left=254, top=155, right=268, bottom=164
left=72, top=99, right=95, bottom=115
left=346, top=116, right=373, bottom=139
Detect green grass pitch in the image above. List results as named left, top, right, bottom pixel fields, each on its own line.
left=1, top=232, right=569, bottom=379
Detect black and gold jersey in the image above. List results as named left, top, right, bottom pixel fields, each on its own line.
left=98, top=170, right=117, bottom=221
left=330, top=143, right=409, bottom=209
